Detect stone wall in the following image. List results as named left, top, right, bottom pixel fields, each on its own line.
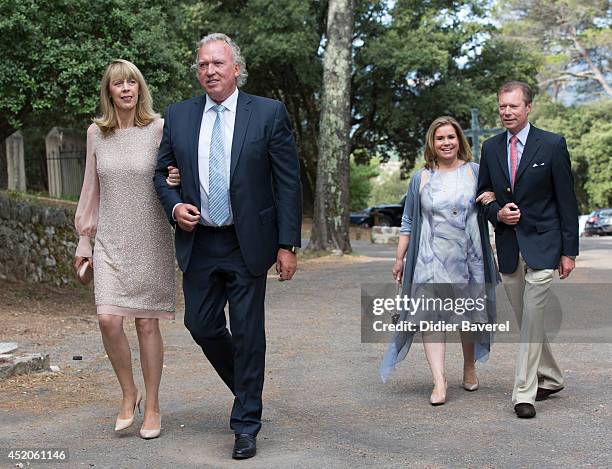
left=370, top=226, right=400, bottom=244
left=0, top=191, right=78, bottom=286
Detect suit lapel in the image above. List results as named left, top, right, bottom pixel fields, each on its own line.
left=514, top=126, right=542, bottom=186
left=190, top=95, right=207, bottom=196
left=230, top=91, right=253, bottom=180
left=493, top=132, right=511, bottom=186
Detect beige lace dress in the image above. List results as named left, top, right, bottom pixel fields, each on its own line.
left=74, top=120, right=175, bottom=319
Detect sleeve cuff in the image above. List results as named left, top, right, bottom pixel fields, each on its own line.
left=76, top=236, right=92, bottom=258
left=172, top=203, right=182, bottom=221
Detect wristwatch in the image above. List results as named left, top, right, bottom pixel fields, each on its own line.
left=566, top=255, right=576, bottom=260
left=279, top=244, right=298, bottom=254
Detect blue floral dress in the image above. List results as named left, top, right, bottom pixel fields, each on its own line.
left=413, top=163, right=484, bottom=284
left=380, top=162, right=498, bottom=382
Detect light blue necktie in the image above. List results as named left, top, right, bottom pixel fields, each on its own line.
left=209, top=104, right=230, bottom=225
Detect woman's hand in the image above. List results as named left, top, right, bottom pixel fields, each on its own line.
left=475, top=190, right=496, bottom=205
left=392, top=259, right=404, bottom=283
left=166, top=165, right=181, bottom=187
left=74, top=256, right=92, bottom=270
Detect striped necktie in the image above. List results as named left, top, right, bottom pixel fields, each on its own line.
left=209, top=104, right=230, bottom=225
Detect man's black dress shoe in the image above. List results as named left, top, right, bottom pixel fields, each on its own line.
left=232, top=434, right=256, bottom=459
left=514, top=403, right=536, bottom=418
left=536, top=386, right=564, bottom=401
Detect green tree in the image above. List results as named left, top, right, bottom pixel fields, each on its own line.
left=1, top=0, right=544, bottom=214
left=532, top=97, right=612, bottom=211
left=351, top=0, right=541, bottom=171
left=369, top=167, right=408, bottom=206
left=580, top=121, right=612, bottom=208
left=0, top=0, right=197, bottom=134
left=349, top=158, right=379, bottom=210
left=0, top=0, right=198, bottom=187
left=499, top=0, right=611, bottom=101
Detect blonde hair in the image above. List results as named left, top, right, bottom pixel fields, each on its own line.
left=423, top=116, right=472, bottom=170
left=94, top=59, right=159, bottom=134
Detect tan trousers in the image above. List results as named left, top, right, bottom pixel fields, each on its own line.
left=503, top=255, right=564, bottom=404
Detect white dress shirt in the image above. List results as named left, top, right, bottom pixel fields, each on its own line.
left=173, top=87, right=238, bottom=226
left=198, top=88, right=238, bottom=225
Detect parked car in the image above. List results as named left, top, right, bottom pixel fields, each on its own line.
left=583, top=208, right=612, bottom=236
left=350, top=196, right=406, bottom=227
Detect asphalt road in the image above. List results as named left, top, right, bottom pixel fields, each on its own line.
left=1, top=237, right=611, bottom=468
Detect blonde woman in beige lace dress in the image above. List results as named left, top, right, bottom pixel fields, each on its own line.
left=74, top=60, right=178, bottom=439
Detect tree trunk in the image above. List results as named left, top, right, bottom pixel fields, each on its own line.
left=308, top=0, right=354, bottom=253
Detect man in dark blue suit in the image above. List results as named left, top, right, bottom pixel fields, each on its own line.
left=154, top=33, right=301, bottom=458
left=477, top=81, right=578, bottom=419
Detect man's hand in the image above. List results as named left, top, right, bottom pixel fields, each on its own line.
left=166, top=165, right=181, bottom=187
left=475, top=191, right=496, bottom=205
left=392, top=259, right=403, bottom=283
left=558, top=255, right=576, bottom=279
left=276, top=248, right=297, bottom=281
left=174, top=203, right=201, bottom=232
left=497, top=202, right=521, bottom=225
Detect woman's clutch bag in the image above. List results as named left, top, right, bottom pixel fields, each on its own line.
left=76, top=259, right=93, bottom=286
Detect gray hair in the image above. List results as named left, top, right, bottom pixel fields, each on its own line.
left=193, top=33, right=248, bottom=87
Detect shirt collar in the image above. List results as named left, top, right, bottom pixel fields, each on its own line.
left=205, top=87, right=239, bottom=113
left=507, top=122, right=530, bottom=147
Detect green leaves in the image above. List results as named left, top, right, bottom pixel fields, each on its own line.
left=0, top=0, right=195, bottom=135
left=581, top=120, right=612, bottom=208
left=1, top=0, right=560, bottom=208
left=532, top=98, right=612, bottom=211
left=349, top=157, right=380, bottom=211
left=352, top=0, right=537, bottom=167
left=498, top=0, right=611, bottom=99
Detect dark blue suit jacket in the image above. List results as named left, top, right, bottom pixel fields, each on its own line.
left=477, top=126, right=579, bottom=274
left=153, top=91, right=302, bottom=276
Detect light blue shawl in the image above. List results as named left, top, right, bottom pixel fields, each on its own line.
left=380, top=162, right=500, bottom=382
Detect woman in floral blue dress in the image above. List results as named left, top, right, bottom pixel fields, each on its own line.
left=381, top=116, right=499, bottom=405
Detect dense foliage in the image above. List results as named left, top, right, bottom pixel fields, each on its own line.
left=532, top=98, right=612, bottom=211
left=1, top=0, right=608, bottom=210
left=500, top=0, right=611, bottom=101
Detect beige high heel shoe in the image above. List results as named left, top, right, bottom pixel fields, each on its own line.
left=114, top=392, right=142, bottom=432
left=139, top=413, right=161, bottom=440
left=430, top=379, right=448, bottom=406
left=462, top=367, right=480, bottom=391
left=462, top=379, right=480, bottom=391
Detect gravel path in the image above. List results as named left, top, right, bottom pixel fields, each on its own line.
left=1, top=238, right=610, bottom=468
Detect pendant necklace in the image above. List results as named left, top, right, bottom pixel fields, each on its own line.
left=451, top=164, right=460, bottom=216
